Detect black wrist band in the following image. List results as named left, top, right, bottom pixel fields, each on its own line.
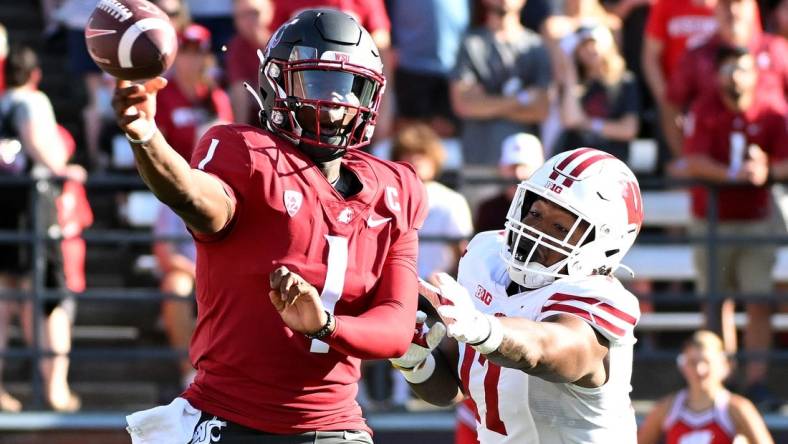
left=305, top=311, right=333, bottom=340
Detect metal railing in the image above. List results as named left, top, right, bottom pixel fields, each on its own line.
left=0, top=173, right=786, bottom=409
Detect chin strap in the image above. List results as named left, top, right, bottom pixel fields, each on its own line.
left=243, top=82, right=264, bottom=115
left=519, top=260, right=565, bottom=289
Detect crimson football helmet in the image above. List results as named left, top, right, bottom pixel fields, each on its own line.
left=501, top=148, right=644, bottom=289
left=258, top=9, right=385, bottom=153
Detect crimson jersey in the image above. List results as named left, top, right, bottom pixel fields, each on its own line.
left=645, top=0, right=717, bottom=77
left=683, top=92, right=788, bottom=220
left=182, top=124, right=427, bottom=434
left=663, top=390, right=736, bottom=444
left=271, top=0, right=391, bottom=35
left=155, top=81, right=233, bottom=161
left=667, top=33, right=788, bottom=111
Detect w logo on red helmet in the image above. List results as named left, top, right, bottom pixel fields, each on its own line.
left=549, top=148, right=615, bottom=187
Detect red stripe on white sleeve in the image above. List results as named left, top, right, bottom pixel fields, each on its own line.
left=541, top=293, right=638, bottom=338
left=541, top=304, right=627, bottom=337
left=548, top=293, right=637, bottom=325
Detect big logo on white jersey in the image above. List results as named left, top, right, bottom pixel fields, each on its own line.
left=191, top=416, right=226, bottom=443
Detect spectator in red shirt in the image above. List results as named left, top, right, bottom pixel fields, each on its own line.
left=226, top=0, right=273, bottom=125
left=666, top=0, right=788, bottom=155
left=642, top=0, right=718, bottom=157
left=156, top=24, right=234, bottom=161
left=271, top=0, right=390, bottom=46
left=672, top=45, right=788, bottom=410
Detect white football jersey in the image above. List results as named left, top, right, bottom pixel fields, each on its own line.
left=456, top=231, right=640, bottom=444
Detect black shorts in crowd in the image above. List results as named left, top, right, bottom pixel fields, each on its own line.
left=0, top=180, right=69, bottom=315
left=393, top=68, right=455, bottom=122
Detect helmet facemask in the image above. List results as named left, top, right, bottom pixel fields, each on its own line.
left=261, top=45, right=384, bottom=153
left=501, top=185, right=597, bottom=289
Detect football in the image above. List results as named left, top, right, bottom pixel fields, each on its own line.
left=84, top=0, right=177, bottom=80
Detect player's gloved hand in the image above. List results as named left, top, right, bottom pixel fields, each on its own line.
left=390, top=311, right=446, bottom=384
left=390, top=311, right=446, bottom=370
left=434, top=273, right=503, bottom=355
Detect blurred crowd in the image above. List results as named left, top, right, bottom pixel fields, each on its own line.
left=0, top=0, right=786, bottom=427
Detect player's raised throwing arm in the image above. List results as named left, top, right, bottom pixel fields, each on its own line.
left=112, top=78, right=233, bottom=235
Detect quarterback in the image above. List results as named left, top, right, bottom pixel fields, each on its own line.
left=393, top=148, right=643, bottom=443
left=115, top=9, right=427, bottom=444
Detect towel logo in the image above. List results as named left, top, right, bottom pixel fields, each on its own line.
left=191, top=416, right=226, bottom=444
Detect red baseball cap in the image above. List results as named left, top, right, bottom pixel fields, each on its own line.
left=179, top=24, right=211, bottom=52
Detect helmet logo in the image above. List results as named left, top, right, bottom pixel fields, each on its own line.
left=284, top=190, right=303, bottom=217
left=322, top=51, right=351, bottom=63
left=265, top=18, right=297, bottom=57
left=545, top=181, right=563, bottom=194
left=620, top=179, right=643, bottom=226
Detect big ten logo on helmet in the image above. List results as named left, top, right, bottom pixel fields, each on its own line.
left=544, top=180, right=563, bottom=194
left=474, top=285, right=493, bottom=306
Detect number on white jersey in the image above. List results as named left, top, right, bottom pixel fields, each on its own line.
left=460, top=344, right=508, bottom=436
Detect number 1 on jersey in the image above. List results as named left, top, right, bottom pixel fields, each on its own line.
left=310, top=235, right=349, bottom=353
left=461, top=344, right=508, bottom=436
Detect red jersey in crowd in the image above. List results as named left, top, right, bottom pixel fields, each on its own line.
left=271, top=0, right=390, bottom=35
left=225, top=35, right=263, bottom=125
left=55, top=125, right=93, bottom=293
left=663, top=390, right=736, bottom=444
left=155, top=81, right=233, bottom=161
left=182, top=124, right=427, bottom=434
left=645, top=0, right=718, bottom=77
left=684, top=92, right=788, bottom=220
left=667, top=33, right=788, bottom=111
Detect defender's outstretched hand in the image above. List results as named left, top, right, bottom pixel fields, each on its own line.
left=390, top=311, right=446, bottom=371
left=269, top=266, right=328, bottom=335
left=112, top=77, right=167, bottom=141
left=434, top=273, right=503, bottom=354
